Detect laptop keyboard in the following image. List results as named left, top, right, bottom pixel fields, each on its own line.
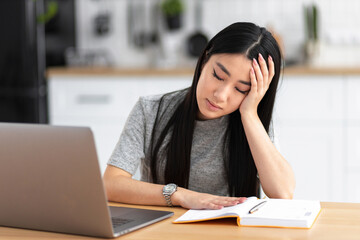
left=111, top=217, right=134, bottom=228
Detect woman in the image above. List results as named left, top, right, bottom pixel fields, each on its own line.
left=103, top=22, right=295, bottom=210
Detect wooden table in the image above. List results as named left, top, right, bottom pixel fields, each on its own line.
left=0, top=202, right=359, bottom=240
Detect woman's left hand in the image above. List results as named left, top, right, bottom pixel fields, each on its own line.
left=239, top=53, right=275, bottom=116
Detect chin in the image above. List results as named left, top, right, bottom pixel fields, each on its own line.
left=198, top=110, right=222, bottom=120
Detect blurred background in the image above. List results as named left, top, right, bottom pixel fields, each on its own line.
left=49, top=0, right=360, bottom=68
left=1, top=0, right=360, bottom=203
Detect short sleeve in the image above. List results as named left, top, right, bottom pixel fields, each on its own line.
left=107, top=98, right=147, bottom=175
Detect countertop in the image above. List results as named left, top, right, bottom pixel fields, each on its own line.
left=47, top=65, right=360, bottom=77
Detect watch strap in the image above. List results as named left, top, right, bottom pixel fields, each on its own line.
left=164, top=194, right=173, bottom=207
left=163, top=183, right=177, bottom=207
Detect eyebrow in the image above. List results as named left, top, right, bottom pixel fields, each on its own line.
left=216, top=62, right=231, bottom=76
left=239, top=80, right=251, bottom=86
left=215, top=62, right=251, bottom=86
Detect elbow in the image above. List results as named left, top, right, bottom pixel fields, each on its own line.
left=102, top=165, right=133, bottom=203
left=103, top=174, right=116, bottom=202
left=264, top=182, right=296, bottom=199
left=277, top=192, right=294, bottom=199
left=269, top=191, right=294, bottom=199
left=276, top=182, right=296, bottom=199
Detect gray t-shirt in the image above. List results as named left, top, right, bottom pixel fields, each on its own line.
left=108, top=90, right=229, bottom=196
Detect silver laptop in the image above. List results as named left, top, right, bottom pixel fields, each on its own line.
left=0, top=123, right=173, bottom=238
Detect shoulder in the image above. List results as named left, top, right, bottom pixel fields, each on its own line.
left=137, top=93, right=164, bottom=109
left=138, top=89, right=188, bottom=115
left=139, top=89, right=188, bottom=104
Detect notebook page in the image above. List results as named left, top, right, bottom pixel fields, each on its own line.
left=241, top=199, right=321, bottom=228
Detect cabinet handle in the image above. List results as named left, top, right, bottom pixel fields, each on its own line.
left=76, top=95, right=111, bottom=104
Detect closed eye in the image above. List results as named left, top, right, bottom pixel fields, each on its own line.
left=235, top=87, right=248, bottom=94
left=213, top=68, right=249, bottom=94
left=212, top=69, right=224, bottom=81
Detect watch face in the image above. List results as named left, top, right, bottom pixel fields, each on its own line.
left=164, top=184, right=176, bottom=193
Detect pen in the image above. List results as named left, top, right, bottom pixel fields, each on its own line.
left=248, top=201, right=267, bottom=214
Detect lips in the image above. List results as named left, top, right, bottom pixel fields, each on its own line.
left=206, top=99, right=222, bottom=111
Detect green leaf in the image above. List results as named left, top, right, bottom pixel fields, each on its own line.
left=37, top=0, right=58, bottom=24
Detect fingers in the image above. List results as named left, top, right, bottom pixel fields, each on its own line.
left=252, top=57, right=263, bottom=92
left=240, top=54, right=275, bottom=115
left=249, top=67, right=257, bottom=94
left=268, top=55, right=275, bottom=84
left=180, top=188, right=251, bottom=210
left=258, top=54, right=268, bottom=89
left=200, top=196, right=246, bottom=210
left=252, top=53, right=274, bottom=92
left=238, top=197, right=247, bottom=203
left=206, top=203, right=224, bottom=210
left=213, top=197, right=240, bottom=206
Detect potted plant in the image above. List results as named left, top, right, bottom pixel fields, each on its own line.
left=304, top=4, right=319, bottom=64
left=161, top=0, right=184, bottom=30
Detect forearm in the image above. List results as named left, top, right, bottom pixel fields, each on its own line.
left=103, top=166, right=245, bottom=209
left=107, top=177, right=166, bottom=206
left=241, top=113, right=295, bottom=199
left=103, top=168, right=168, bottom=206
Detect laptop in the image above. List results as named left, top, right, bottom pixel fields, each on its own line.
left=0, top=123, right=173, bottom=238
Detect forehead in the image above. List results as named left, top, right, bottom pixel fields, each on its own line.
left=208, top=53, right=252, bottom=81
left=209, top=53, right=251, bottom=65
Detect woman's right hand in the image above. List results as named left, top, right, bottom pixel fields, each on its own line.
left=172, top=187, right=247, bottom=210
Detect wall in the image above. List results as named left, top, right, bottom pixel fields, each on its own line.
left=75, top=0, right=360, bottom=68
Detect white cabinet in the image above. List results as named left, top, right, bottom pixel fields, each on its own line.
left=275, top=76, right=345, bottom=121
left=345, top=76, right=360, bottom=202
left=276, top=124, right=344, bottom=201
left=346, top=126, right=360, bottom=202
left=274, top=76, right=345, bottom=202
left=346, top=76, right=360, bottom=120
left=48, top=75, right=192, bottom=177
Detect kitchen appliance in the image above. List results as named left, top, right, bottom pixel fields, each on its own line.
left=187, top=0, right=208, bottom=57
left=0, top=0, right=48, bottom=123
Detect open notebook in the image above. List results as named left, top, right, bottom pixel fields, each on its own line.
left=174, top=198, right=321, bottom=229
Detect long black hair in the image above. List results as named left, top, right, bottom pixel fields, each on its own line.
left=149, top=22, right=282, bottom=197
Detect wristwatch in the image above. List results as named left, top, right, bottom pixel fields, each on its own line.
left=162, top=183, right=177, bottom=207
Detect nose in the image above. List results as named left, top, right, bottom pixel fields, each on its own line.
left=213, top=84, right=230, bottom=103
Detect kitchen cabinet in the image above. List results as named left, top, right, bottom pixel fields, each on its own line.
left=48, top=75, right=192, bottom=179
left=346, top=127, right=360, bottom=202
left=345, top=76, right=360, bottom=202
left=275, top=124, right=344, bottom=201
left=274, top=76, right=345, bottom=202
left=275, top=76, right=345, bottom=121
